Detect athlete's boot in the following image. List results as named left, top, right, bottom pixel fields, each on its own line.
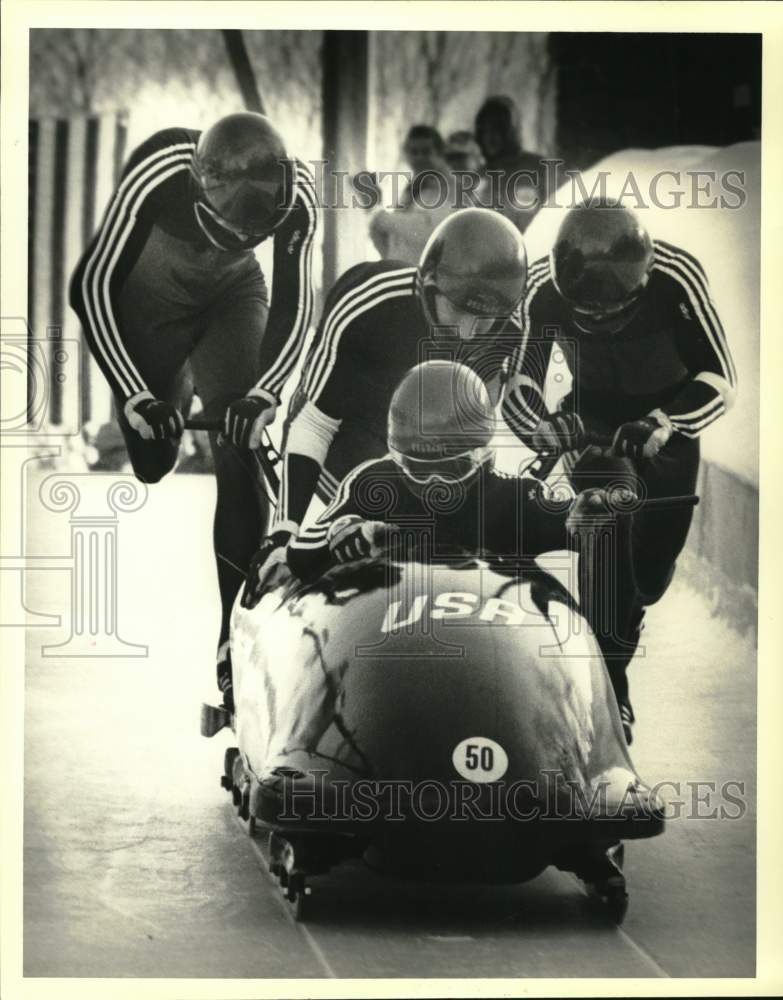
left=216, top=640, right=234, bottom=714
left=605, top=608, right=646, bottom=745
left=617, top=698, right=636, bottom=746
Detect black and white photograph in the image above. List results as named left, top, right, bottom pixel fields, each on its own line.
left=1, top=1, right=781, bottom=994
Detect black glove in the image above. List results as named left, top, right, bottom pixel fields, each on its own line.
left=531, top=412, right=585, bottom=454
left=612, top=417, right=672, bottom=461
left=125, top=396, right=184, bottom=442
left=566, top=487, right=615, bottom=535
left=327, top=515, right=396, bottom=565
left=240, top=530, right=291, bottom=609
left=224, top=391, right=278, bottom=449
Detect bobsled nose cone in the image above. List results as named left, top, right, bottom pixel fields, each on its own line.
left=591, top=767, right=666, bottom=837
left=629, top=782, right=667, bottom=826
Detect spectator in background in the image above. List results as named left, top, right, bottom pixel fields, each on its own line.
left=444, top=130, right=485, bottom=175
left=367, top=124, right=456, bottom=264
left=444, top=130, right=489, bottom=209
left=474, top=95, right=550, bottom=233
left=397, top=124, right=449, bottom=204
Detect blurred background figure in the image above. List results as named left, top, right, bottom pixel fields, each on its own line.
left=444, top=129, right=489, bottom=209
left=400, top=124, right=448, bottom=198
left=474, top=94, right=549, bottom=232
left=368, top=124, right=456, bottom=263
left=444, top=130, right=485, bottom=174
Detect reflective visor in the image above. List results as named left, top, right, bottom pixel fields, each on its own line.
left=436, top=271, right=524, bottom=318
left=197, top=159, right=294, bottom=230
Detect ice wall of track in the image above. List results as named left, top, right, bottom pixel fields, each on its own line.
left=524, top=143, right=760, bottom=596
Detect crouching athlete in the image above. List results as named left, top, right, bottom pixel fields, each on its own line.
left=265, top=207, right=529, bottom=549
left=246, top=361, right=638, bottom=741
left=70, top=113, right=318, bottom=710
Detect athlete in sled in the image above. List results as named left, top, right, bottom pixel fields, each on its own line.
left=208, top=362, right=684, bottom=922
left=277, top=360, right=651, bottom=729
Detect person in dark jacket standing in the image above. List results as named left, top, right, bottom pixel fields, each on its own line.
left=475, top=95, right=550, bottom=233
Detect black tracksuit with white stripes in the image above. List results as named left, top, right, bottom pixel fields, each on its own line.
left=287, top=456, right=572, bottom=581
left=501, top=241, right=737, bottom=632
left=69, top=126, right=317, bottom=648
left=274, top=260, right=520, bottom=534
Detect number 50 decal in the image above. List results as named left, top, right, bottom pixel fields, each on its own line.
left=452, top=737, right=508, bottom=782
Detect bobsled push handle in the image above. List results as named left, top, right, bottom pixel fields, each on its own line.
left=528, top=430, right=616, bottom=481
left=184, top=418, right=280, bottom=499
left=577, top=431, right=700, bottom=512
left=184, top=417, right=222, bottom=432
left=530, top=430, right=699, bottom=511
left=582, top=430, right=616, bottom=450
left=638, top=494, right=699, bottom=512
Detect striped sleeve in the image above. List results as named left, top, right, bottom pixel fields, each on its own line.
left=290, top=457, right=383, bottom=549
left=287, top=458, right=380, bottom=580
left=254, top=158, right=319, bottom=400
left=271, top=398, right=342, bottom=534
left=75, top=135, right=195, bottom=402
left=652, top=242, right=737, bottom=437
left=302, top=266, right=417, bottom=406
left=501, top=256, right=552, bottom=439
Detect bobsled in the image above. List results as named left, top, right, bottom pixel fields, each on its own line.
left=202, top=552, right=664, bottom=923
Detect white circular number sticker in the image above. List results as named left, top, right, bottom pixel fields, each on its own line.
left=452, top=737, right=508, bottom=782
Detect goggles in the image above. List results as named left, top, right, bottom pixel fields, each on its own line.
left=390, top=445, right=493, bottom=485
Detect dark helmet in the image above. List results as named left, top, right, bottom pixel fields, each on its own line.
left=191, top=112, right=295, bottom=251
left=388, top=361, right=496, bottom=485
left=417, top=208, right=528, bottom=328
left=551, top=199, right=654, bottom=333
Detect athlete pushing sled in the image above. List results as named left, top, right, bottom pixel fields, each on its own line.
left=70, top=112, right=318, bottom=710
left=501, top=198, right=737, bottom=740
left=262, top=206, right=529, bottom=549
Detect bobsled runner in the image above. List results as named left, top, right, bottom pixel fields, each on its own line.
left=202, top=553, right=666, bottom=924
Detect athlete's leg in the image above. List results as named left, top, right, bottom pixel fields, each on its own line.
left=566, top=440, right=643, bottom=737
left=72, top=261, right=201, bottom=484
left=568, top=431, right=700, bottom=741
left=113, top=363, right=193, bottom=483
left=629, top=434, right=700, bottom=603
left=190, top=272, right=270, bottom=657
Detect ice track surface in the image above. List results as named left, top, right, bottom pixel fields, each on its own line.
left=24, top=473, right=756, bottom=978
